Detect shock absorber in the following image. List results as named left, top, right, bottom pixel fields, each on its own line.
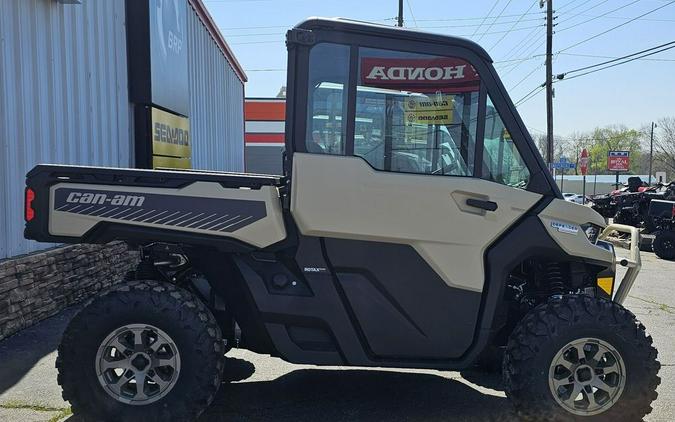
left=544, top=261, right=565, bottom=295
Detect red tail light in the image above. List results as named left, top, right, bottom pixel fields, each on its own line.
left=25, top=188, right=35, bottom=222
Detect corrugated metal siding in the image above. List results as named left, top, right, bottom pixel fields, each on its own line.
left=187, top=6, right=245, bottom=172
left=0, top=0, right=130, bottom=259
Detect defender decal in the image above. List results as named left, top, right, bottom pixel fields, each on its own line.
left=550, top=221, right=579, bottom=235
left=53, top=187, right=266, bottom=233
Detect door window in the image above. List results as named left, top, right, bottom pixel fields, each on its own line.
left=305, top=43, right=349, bottom=155
left=481, top=96, right=530, bottom=189
left=354, top=47, right=480, bottom=176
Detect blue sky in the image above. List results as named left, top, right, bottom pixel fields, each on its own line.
left=204, top=0, right=675, bottom=137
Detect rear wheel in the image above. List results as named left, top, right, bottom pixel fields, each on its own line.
left=653, top=230, right=675, bottom=260
left=503, top=295, right=660, bottom=421
left=57, top=280, right=225, bottom=421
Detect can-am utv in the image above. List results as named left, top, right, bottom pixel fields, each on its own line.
left=24, top=18, right=659, bottom=422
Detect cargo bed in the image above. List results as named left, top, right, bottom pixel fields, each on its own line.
left=24, top=164, right=288, bottom=251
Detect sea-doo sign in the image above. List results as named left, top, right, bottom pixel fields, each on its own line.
left=360, top=57, right=480, bottom=93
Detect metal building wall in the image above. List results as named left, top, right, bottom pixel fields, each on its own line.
left=0, top=0, right=131, bottom=260
left=187, top=6, right=245, bottom=172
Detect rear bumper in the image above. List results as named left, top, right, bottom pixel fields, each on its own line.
left=598, top=223, right=641, bottom=305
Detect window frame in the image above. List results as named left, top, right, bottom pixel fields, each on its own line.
left=286, top=23, right=559, bottom=196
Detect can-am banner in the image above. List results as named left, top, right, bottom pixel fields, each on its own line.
left=360, top=57, right=480, bottom=93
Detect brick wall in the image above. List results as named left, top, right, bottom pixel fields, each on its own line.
left=0, top=242, right=139, bottom=340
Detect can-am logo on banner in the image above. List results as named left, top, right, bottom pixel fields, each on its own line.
left=360, top=57, right=480, bottom=93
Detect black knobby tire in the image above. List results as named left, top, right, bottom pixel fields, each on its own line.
left=503, top=295, right=660, bottom=421
left=57, top=280, right=225, bottom=422
left=652, top=230, right=675, bottom=260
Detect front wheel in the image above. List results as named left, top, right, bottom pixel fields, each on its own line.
left=57, top=280, right=225, bottom=421
left=503, top=295, right=660, bottom=421
left=653, top=230, right=675, bottom=260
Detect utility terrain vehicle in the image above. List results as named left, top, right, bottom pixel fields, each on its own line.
left=24, top=18, right=659, bottom=421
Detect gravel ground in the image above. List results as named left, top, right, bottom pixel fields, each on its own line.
left=0, top=250, right=673, bottom=422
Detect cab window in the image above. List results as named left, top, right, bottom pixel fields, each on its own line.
left=305, top=44, right=349, bottom=155
left=354, top=47, right=479, bottom=176
left=481, top=96, right=530, bottom=189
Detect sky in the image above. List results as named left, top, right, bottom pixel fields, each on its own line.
left=203, top=0, right=675, bottom=138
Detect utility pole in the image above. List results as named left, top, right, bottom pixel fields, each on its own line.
left=397, top=0, right=404, bottom=27
left=648, top=121, right=656, bottom=185
left=544, top=0, right=554, bottom=172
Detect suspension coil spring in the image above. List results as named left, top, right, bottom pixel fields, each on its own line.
left=545, top=261, right=565, bottom=295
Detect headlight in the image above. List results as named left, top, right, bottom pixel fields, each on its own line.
left=581, top=223, right=602, bottom=244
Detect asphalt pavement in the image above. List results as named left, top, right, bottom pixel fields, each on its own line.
left=0, top=250, right=673, bottom=422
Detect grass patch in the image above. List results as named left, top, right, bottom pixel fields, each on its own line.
left=48, top=407, right=73, bottom=422
left=0, top=400, right=72, bottom=420
left=629, top=294, right=675, bottom=314
left=0, top=401, right=67, bottom=412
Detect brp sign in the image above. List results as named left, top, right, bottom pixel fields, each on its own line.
left=608, top=151, right=630, bottom=172
left=580, top=148, right=589, bottom=176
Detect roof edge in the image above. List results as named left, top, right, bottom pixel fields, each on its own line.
left=295, top=17, right=493, bottom=63
left=188, top=0, right=248, bottom=83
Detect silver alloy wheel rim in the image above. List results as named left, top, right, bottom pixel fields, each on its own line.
left=95, top=324, right=181, bottom=405
left=548, top=337, right=626, bottom=416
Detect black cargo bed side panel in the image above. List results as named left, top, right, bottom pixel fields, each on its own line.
left=26, top=164, right=284, bottom=189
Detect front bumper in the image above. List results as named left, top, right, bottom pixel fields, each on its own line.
left=598, top=223, right=642, bottom=305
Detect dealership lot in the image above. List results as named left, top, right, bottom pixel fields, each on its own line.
left=1, top=251, right=673, bottom=422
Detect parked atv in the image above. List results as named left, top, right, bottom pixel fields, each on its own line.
left=649, top=199, right=675, bottom=260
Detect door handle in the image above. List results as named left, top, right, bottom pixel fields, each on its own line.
left=466, top=198, right=498, bottom=212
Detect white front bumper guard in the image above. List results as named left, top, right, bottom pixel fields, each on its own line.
left=598, top=223, right=642, bottom=305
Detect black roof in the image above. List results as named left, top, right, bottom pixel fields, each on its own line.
left=295, top=17, right=493, bottom=63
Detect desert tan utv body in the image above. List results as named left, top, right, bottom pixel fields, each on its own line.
left=25, top=18, right=659, bottom=422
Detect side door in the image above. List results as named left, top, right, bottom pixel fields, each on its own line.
left=288, top=30, right=553, bottom=361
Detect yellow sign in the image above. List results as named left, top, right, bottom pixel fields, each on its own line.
left=152, top=156, right=191, bottom=169
left=151, top=107, right=191, bottom=169
left=404, top=95, right=453, bottom=125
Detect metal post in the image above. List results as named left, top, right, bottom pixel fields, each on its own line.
left=582, top=175, right=586, bottom=204
left=648, top=121, right=655, bottom=185
left=615, top=171, right=620, bottom=190
left=397, top=0, right=404, bottom=27
left=545, top=0, right=554, bottom=172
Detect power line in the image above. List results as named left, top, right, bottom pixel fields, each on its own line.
left=477, top=0, right=516, bottom=41
left=489, top=0, right=539, bottom=50
left=555, top=0, right=583, bottom=12
left=415, top=12, right=543, bottom=22
left=558, top=40, right=675, bottom=76
left=412, top=16, right=543, bottom=29
left=406, top=0, right=418, bottom=27
left=559, top=52, right=675, bottom=62
left=557, top=0, right=639, bottom=32
left=515, top=85, right=545, bottom=107
left=471, top=0, right=501, bottom=37
left=556, top=0, right=609, bottom=17
left=510, top=62, right=545, bottom=90
left=558, top=0, right=675, bottom=52
left=496, top=23, right=545, bottom=65
left=556, top=42, right=675, bottom=81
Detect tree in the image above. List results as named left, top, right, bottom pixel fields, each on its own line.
left=586, top=125, right=643, bottom=175
left=653, top=117, right=675, bottom=177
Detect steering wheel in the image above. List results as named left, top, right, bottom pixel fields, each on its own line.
left=432, top=161, right=459, bottom=175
